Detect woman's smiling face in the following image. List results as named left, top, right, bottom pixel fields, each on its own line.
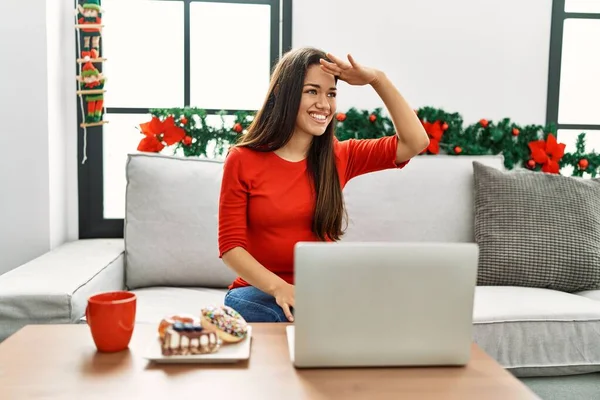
left=294, top=64, right=337, bottom=138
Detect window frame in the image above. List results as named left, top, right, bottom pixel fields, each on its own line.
left=77, top=0, right=293, bottom=239
left=546, top=0, right=600, bottom=130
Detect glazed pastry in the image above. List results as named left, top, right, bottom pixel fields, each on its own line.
left=201, top=305, right=248, bottom=343
left=158, top=314, right=199, bottom=339
left=161, top=322, right=220, bottom=356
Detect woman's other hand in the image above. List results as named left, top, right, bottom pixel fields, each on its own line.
left=273, top=282, right=295, bottom=322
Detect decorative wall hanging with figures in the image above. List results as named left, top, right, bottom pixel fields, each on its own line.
left=75, top=0, right=107, bottom=163
left=78, top=61, right=105, bottom=123
left=77, top=0, right=102, bottom=60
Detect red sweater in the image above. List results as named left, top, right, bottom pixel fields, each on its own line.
left=218, top=135, right=409, bottom=289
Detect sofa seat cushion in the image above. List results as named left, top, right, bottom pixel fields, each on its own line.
left=130, top=287, right=228, bottom=324
left=576, top=290, right=600, bottom=302
left=473, top=286, right=600, bottom=377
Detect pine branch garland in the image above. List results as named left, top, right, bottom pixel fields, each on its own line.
left=137, top=106, right=599, bottom=177
left=148, top=107, right=252, bottom=158
left=561, top=133, right=600, bottom=178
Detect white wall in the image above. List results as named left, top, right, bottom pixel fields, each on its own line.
left=0, top=0, right=50, bottom=275
left=293, top=0, right=553, bottom=125
left=0, top=0, right=77, bottom=275
left=47, top=0, right=78, bottom=248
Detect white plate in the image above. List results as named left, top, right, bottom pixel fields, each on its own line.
left=286, top=325, right=295, bottom=363
left=142, top=326, right=252, bottom=364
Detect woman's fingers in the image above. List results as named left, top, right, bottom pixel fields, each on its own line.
left=281, top=303, right=294, bottom=322
left=326, top=52, right=351, bottom=69
left=320, top=59, right=343, bottom=74
left=347, top=53, right=359, bottom=68
left=320, top=64, right=340, bottom=77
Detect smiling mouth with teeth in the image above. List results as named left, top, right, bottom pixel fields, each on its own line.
left=309, top=113, right=329, bottom=123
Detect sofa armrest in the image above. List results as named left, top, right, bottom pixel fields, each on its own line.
left=0, top=239, right=125, bottom=342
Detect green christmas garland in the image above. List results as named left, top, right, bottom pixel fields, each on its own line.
left=141, top=106, right=599, bottom=177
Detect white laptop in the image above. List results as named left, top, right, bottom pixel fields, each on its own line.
left=287, top=242, right=479, bottom=368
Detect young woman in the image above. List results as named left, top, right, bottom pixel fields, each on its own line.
left=218, top=47, right=429, bottom=323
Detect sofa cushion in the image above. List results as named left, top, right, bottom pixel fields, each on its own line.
left=576, top=290, right=600, bottom=302
left=129, top=287, right=227, bottom=324
left=341, top=155, right=505, bottom=243
left=473, top=162, right=600, bottom=292
left=473, top=286, right=600, bottom=377
left=124, top=153, right=236, bottom=289
left=0, top=239, right=125, bottom=341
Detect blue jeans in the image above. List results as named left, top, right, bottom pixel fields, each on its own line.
left=224, top=286, right=289, bottom=323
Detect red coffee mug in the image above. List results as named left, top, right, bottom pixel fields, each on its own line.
left=86, top=291, right=137, bottom=352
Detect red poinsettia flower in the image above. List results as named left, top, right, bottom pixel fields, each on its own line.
left=137, top=135, right=165, bottom=152
left=528, top=133, right=566, bottom=174
left=138, top=116, right=186, bottom=152
left=421, top=120, right=444, bottom=154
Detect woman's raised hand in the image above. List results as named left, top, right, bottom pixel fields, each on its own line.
left=319, top=52, right=379, bottom=86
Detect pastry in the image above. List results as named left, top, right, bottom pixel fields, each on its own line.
left=201, top=305, right=248, bottom=343
left=161, top=321, right=220, bottom=356
left=158, top=314, right=199, bottom=339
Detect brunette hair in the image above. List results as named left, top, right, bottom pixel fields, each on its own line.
left=235, top=47, right=346, bottom=241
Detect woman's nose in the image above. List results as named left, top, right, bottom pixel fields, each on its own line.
left=315, top=96, right=330, bottom=110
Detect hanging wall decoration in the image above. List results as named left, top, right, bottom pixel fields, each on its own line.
left=75, top=0, right=107, bottom=163
left=78, top=61, right=105, bottom=123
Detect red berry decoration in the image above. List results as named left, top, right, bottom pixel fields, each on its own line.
left=233, top=123, right=243, bottom=133
left=527, top=159, right=536, bottom=169
left=180, top=116, right=188, bottom=125
left=512, top=128, right=520, bottom=136
left=578, top=159, right=589, bottom=170
left=183, top=136, right=192, bottom=146
left=454, top=146, right=462, bottom=154
left=442, top=122, right=449, bottom=131
left=336, top=113, right=346, bottom=122
left=369, top=114, right=377, bottom=123
left=479, top=119, right=489, bottom=128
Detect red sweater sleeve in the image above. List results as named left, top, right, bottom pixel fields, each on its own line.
left=218, top=147, right=249, bottom=257
left=338, top=135, right=410, bottom=182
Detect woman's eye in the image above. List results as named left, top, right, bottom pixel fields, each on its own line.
left=307, top=89, right=317, bottom=94
left=328, top=92, right=337, bottom=98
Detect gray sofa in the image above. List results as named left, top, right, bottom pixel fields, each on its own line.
left=1, top=152, right=599, bottom=399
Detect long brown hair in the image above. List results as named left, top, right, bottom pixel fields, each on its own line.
left=235, top=47, right=346, bottom=241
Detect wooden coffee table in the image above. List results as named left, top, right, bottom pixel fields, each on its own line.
left=0, top=324, right=539, bottom=399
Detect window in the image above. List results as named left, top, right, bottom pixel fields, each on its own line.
left=77, top=0, right=292, bottom=238
left=547, top=0, right=600, bottom=162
